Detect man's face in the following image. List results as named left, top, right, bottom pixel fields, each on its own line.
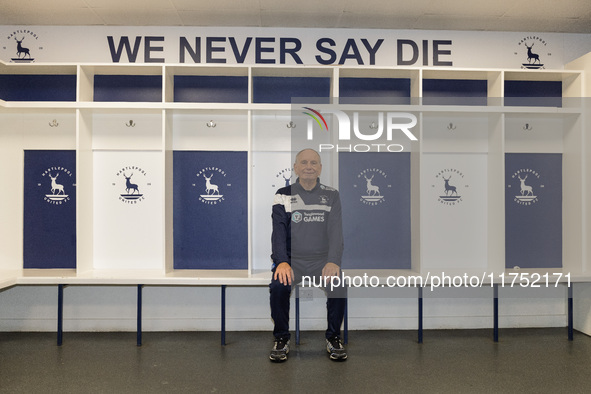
left=294, top=150, right=322, bottom=182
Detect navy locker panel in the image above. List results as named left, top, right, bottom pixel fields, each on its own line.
left=252, top=76, right=330, bottom=103
left=173, top=75, right=248, bottom=103
left=339, top=152, right=412, bottom=269
left=339, top=78, right=411, bottom=105
left=505, top=153, right=562, bottom=268
left=0, top=75, right=76, bottom=101
left=504, top=81, right=562, bottom=107
left=23, top=150, right=76, bottom=269
left=173, top=151, right=248, bottom=269
left=94, top=75, right=162, bottom=102
left=422, top=79, right=487, bottom=106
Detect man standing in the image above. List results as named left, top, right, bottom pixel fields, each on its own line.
left=269, top=148, right=347, bottom=362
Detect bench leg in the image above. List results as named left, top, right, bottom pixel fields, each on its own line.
left=568, top=283, right=573, bottom=341
left=57, top=284, right=65, bottom=346
left=295, top=285, right=300, bottom=345
left=221, top=285, right=226, bottom=346
left=418, top=286, right=423, bottom=344
left=137, top=285, right=143, bottom=347
left=494, top=284, right=499, bottom=342
left=344, top=297, right=348, bottom=344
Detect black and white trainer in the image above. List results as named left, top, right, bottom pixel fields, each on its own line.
left=269, top=337, right=290, bottom=362
left=326, top=336, right=347, bottom=361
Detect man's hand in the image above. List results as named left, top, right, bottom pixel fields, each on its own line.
left=322, top=262, right=340, bottom=279
left=274, top=262, right=294, bottom=286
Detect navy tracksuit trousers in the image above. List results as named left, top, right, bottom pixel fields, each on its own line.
left=270, top=265, right=347, bottom=340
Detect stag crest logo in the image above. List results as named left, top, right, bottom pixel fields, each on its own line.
left=4, top=29, right=41, bottom=63
left=353, top=168, right=389, bottom=206
left=195, top=167, right=230, bottom=205
left=516, top=36, right=547, bottom=70
left=272, top=168, right=293, bottom=189
left=434, top=168, right=466, bottom=206
left=115, top=166, right=148, bottom=204
left=40, top=166, right=74, bottom=205
left=509, top=169, right=542, bottom=206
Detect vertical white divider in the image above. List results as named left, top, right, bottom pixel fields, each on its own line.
left=163, top=108, right=173, bottom=275
left=247, top=65, right=253, bottom=276
left=562, top=108, right=584, bottom=276
left=567, top=53, right=591, bottom=335
left=163, top=65, right=173, bottom=103
left=77, top=65, right=94, bottom=102
left=488, top=111, right=505, bottom=275
left=247, top=66, right=253, bottom=104
left=332, top=67, right=340, bottom=102
left=76, top=107, right=94, bottom=275
left=411, top=68, right=422, bottom=105
left=487, top=70, right=504, bottom=275
left=331, top=67, right=340, bottom=189
left=160, top=66, right=168, bottom=276
left=566, top=55, right=590, bottom=275
left=247, top=109, right=253, bottom=277
left=248, top=66, right=254, bottom=276
left=582, top=72, right=588, bottom=275
left=585, top=98, right=590, bottom=274
left=414, top=69, right=423, bottom=274
left=487, top=70, right=503, bottom=106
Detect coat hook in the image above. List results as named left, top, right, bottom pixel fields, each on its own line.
left=523, top=123, right=533, bottom=131
left=447, top=122, right=456, bottom=130
left=287, top=121, right=296, bottom=129
left=49, top=119, right=59, bottom=127
left=369, top=121, right=378, bottom=130
left=207, top=120, right=216, bottom=128
left=126, top=120, right=135, bottom=127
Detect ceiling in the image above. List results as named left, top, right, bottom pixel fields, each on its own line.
left=0, top=0, right=590, bottom=34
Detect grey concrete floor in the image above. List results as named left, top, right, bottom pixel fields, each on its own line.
left=1, top=329, right=590, bottom=393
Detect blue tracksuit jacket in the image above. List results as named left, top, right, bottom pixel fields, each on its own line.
left=271, top=178, right=344, bottom=274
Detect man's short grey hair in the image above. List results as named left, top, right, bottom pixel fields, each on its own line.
left=294, top=148, right=321, bottom=164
